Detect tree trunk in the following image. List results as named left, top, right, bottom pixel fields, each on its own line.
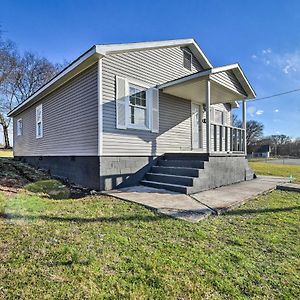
left=3, top=125, right=10, bottom=149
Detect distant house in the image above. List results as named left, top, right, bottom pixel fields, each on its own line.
left=251, top=145, right=271, bottom=158
left=8, top=38, right=256, bottom=194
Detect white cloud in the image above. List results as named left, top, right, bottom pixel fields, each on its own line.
left=252, top=48, right=300, bottom=76
left=251, top=54, right=257, bottom=59
left=274, top=109, right=279, bottom=113
left=256, top=110, right=264, bottom=115
left=262, top=48, right=272, bottom=54
left=247, top=106, right=257, bottom=117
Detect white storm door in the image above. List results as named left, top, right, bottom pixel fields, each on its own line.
left=191, top=103, right=202, bottom=149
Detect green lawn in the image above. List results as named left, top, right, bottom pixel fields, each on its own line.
left=0, top=149, right=13, bottom=158
left=250, top=161, right=300, bottom=183
left=0, top=158, right=299, bottom=299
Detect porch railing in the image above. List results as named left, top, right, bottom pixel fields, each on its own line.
left=211, top=123, right=246, bottom=153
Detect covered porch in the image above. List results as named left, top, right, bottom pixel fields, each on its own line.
left=158, top=64, right=256, bottom=155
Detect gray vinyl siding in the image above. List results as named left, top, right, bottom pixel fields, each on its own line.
left=157, top=93, right=192, bottom=153
left=102, top=46, right=203, bottom=156
left=211, top=70, right=246, bottom=96
left=13, top=63, right=98, bottom=156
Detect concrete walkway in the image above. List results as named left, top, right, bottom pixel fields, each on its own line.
left=103, top=176, right=288, bottom=222
left=191, top=176, right=288, bottom=214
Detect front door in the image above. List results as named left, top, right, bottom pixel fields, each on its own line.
left=191, top=103, right=202, bottom=149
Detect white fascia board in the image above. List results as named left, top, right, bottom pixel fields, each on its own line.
left=211, top=63, right=256, bottom=99
left=159, top=63, right=256, bottom=99
left=96, top=38, right=213, bottom=69
left=8, top=46, right=103, bottom=117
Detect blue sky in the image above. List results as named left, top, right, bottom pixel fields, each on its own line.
left=1, top=0, right=300, bottom=138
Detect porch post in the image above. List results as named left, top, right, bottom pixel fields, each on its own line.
left=242, top=100, right=247, bottom=155
left=206, top=78, right=211, bottom=153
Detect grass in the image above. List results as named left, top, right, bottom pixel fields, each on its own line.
left=0, top=160, right=299, bottom=298
left=0, top=191, right=299, bottom=299
left=0, top=149, right=13, bottom=157
left=250, top=161, right=300, bottom=183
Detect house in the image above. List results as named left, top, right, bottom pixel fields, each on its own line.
left=8, top=39, right=256, bottom=194
left=251, top=144, right=271, bottom=158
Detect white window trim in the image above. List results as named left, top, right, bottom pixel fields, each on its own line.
left=183, top=49, right=193, bottom=71
left=36, top=104, right=43, bottom=139
left=17, top=118, right=23, bottom=136
left=126, top=78, right=151, bottom=131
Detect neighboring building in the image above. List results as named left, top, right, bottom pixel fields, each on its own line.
left=8, top=39, right=256, bottom=194
left=251, top=145, right=271, bottom=158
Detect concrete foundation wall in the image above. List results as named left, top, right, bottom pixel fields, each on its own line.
left=99, top=156, right=158, bottom=190
left=189, top=155, right=254, bottom=193
left=16, top=156, right=100, bottom=190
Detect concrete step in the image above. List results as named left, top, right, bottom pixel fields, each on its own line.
left=164, top=153, right=209, bottom=161
left=151, top=166, right=200, bottom=177
left=141, top=180, right=189, bottom=194
left=145, top=172, right=194, bottom=186
left=245, top=168, right=255, bottom=181
left=158, top=159, right=205, bottom=169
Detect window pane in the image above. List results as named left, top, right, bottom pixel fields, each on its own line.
left=128, top=83, right=147, bottom=127
left=133, top=107, right=146, bottom=126
left=130, top=96, right=135, bottom=105
left=130, top=106, right=135, bottom=124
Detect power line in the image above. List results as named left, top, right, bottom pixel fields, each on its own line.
left=249, top=88, right=300, bottom=101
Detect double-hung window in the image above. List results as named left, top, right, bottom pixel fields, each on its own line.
left=36, top=104, right=43, bottom=138
left=116, top=76, right=159, bottom=133
left=17, top=118, right=23, bottom=136
left=128, top=84, right=148, bottom=129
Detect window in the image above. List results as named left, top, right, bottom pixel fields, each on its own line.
left=36, top=104, right=43, bottom=138
left=214, top=109, right=224, bottom=125
left=128, top=84, right=148, bottom=129
left=116, top=76, right=159, bottom=133
left=17, top=118, right=23, bottom=136
left=183, top=49, right=192, bottom=70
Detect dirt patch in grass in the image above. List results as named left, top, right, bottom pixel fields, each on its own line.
left=0, top=158, right=87, bottom=199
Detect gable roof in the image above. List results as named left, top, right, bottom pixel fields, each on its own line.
left=95, top=39, right=213, bottom=69
left=8, top=38, right=212, bottom=117
left=158, top=63, right=256, bottom=99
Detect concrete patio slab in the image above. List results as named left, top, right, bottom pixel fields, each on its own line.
left=103, top=185, right=213, bottom=222
left=103, top=176, right=289, bottom=222
left=191, top=176, right=289, bottom=214
left=276, top=182, right=300, bottom=192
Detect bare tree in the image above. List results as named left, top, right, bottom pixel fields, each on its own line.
left=267, top=134, right=291, bottom=156
left=0, top=33, right=63, bottom=148
left=232, top=113, right=242, bottom=127
left=0, top=34, right=18, bottom=148
left=246, top=120, right=264, bottom=146
left=232, top=114, right=264, bottom=146
left=11, top=51, right=62, bottom=104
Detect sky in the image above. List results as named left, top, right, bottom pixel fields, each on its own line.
left=1, top=0, right=300, bottom=142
